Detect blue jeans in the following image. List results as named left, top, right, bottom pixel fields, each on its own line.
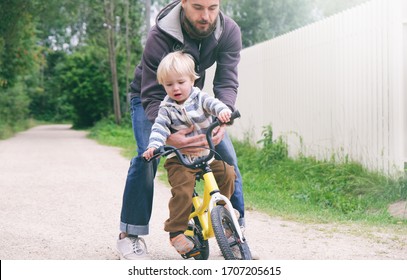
left=120, top=96, right=245, bottom=236
left=215, top=133, right=245, bottom=225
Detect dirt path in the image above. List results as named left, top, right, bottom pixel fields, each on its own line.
left=0, top=125, right=406, bottom=260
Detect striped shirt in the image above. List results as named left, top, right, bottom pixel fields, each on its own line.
left=147, top=87, right=231, bottom=161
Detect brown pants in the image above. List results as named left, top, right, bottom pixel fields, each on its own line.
left=163, top=157, right=236, bottom=233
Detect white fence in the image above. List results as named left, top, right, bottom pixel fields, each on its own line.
left=204, top=0, right=407, bottom=175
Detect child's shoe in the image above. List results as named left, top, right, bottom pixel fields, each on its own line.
left=170, top=234, right=194, bottom=255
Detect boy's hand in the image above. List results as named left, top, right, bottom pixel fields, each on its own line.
left=218, top=109, right=232, bottom=123
left=143, top=148, right=156, bottom=160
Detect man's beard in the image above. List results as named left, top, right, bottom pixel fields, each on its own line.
left=184, top=16, right=217, bottom=39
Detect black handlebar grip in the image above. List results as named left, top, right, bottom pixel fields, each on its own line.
left=143, top=146, right=164, bottom=162
left=231, top=110, right=241, bottom=120
left=223, top=110, right=241, bottom=125
left=153, top=146, right=163, bottom=156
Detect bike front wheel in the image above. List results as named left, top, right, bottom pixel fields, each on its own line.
left=211, top=205, right=252, bottom=260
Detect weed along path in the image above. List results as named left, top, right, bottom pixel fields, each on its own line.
left=0, top=124, right=406, bottom=260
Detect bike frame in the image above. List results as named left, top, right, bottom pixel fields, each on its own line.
left=186, top=171, right=244, bottom=242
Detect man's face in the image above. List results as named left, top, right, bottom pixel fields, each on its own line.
left=181, top=0, right=220, bottom=37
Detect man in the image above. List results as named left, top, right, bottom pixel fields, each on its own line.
left=117, top=0, right=244, bottom=260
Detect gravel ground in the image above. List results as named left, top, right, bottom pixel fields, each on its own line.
left=0, top=124, right=406, bottom=260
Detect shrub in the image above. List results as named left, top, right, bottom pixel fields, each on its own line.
left=257, top=125, right=288, bottom=166
left=59, top=46, right=112, bottom=128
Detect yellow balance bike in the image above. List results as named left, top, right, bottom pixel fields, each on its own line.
left=147, top=110, right=252, bottom=260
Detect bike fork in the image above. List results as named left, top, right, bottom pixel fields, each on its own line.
left=209, top=192, right=245, bottom=243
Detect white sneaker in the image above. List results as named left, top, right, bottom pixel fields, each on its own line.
left=117, top=236, right=150, bottom=260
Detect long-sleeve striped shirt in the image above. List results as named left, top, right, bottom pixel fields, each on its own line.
left=147, top=87, right=231, bottom=160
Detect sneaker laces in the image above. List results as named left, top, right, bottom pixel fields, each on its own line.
left=130, top=237, right=148, bottom=255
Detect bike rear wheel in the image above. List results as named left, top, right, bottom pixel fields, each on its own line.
left=211, top=205, right=252, bottom=260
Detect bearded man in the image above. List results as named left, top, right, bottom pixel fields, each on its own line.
left=117, top=0, right=244, bottom=260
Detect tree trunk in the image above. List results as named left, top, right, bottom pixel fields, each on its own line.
left=104, top=0, right=121, bottom=125
left=124, top=0, right=131, bottom=110
left=145, top=0, right=151, bottom=32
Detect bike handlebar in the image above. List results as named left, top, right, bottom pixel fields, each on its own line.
left=146, top=110, right=241, bottom=169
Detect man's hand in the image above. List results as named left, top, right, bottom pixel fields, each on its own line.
left=166, top=125, right=226, bottom=155
left=167, top=126, right=206, bottom=154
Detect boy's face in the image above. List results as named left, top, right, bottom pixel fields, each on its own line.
left=162, top=72, right=194, bottom=104
left=181, top=0, right=220, bottom=37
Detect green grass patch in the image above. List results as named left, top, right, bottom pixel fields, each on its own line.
left=0, top=118, right=40, bottom=139
left=88, top=118, right=407, bottom=226
left=88, top=115, right=136, bottom=158
left=233, top=126, right=407, bottom=225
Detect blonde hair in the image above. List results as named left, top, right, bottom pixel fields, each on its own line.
left=157, top=51, right=199, bottom=85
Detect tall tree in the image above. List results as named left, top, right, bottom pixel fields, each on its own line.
left=125, top=0, right=131, bottom=106
left=104, top=0, right=121, bottom=125
left=0, top=0, right=43, bottom=134
left=0, top=0, right=39, bottom=87
left=145, top=0, right=151, bottom=32
left=37, top=0, right=144, bottom=124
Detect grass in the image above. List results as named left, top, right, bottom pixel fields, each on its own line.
left=88, top=115, right=136, bottom=159
left=88, top=116, right=407, bottom=226
left=0, top=119, right=38, bottom=140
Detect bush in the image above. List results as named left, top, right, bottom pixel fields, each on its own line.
left=29, top=50, right=74, bottom=122
left=59, top=46, right=113, bottom=128
left=0, top=81, right=31, bottom=138
left=257, top=125, right=288, bottom=166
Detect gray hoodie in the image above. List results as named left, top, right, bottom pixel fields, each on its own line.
left=129, top=0, right=242, bottom=122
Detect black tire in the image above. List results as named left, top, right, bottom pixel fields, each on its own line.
left=211, top=205, right=252, bottom=260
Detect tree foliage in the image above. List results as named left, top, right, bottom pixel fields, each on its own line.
left=221, top=0, right=369, bottom=48
left=59, top=46, right=113, bottom=128
left=0, top=0, right=42, bottom=136
left=28, top=50, right=73, bottom=121
left=0, top=0, right=370, bottom=135
left=312, top=0, right=369, bottom=19
left=0, top=0, right=144, bottom=133
left=0, top=0, right=39, bottom=87
left=222, top=0, right=314, bottom=48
